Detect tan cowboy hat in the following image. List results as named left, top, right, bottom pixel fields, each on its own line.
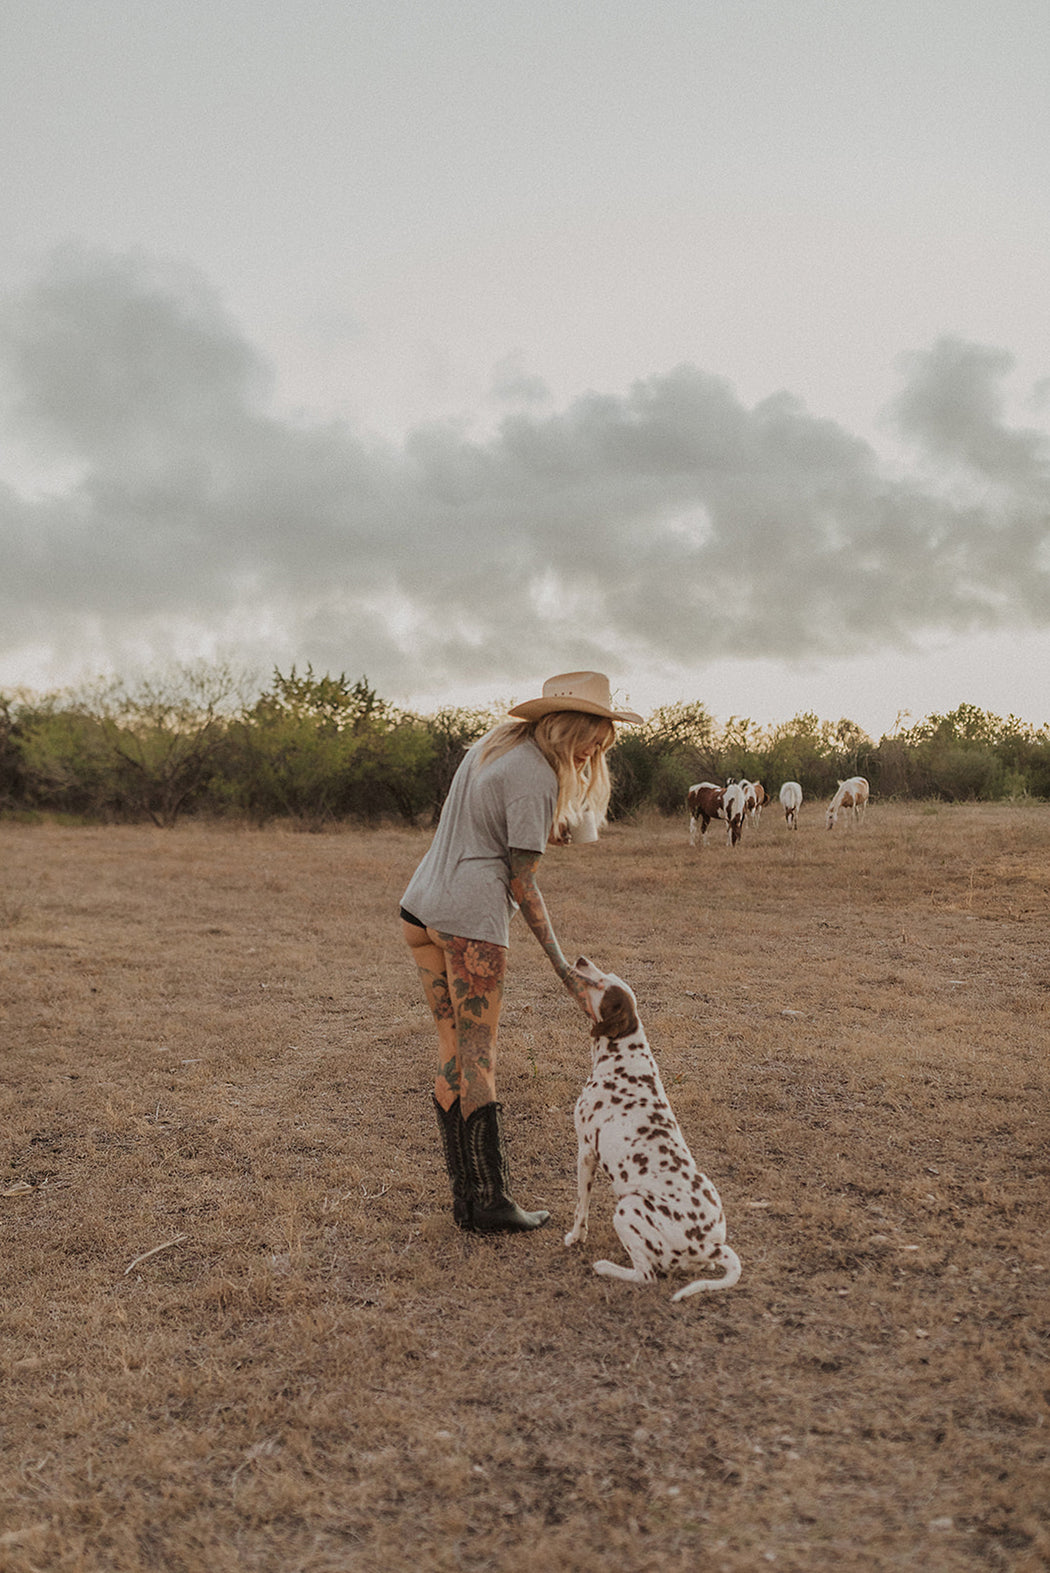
left=508, top=671, right=644, bottom=725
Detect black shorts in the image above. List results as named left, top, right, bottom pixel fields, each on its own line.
left=400, top=906, right=426, bottom=929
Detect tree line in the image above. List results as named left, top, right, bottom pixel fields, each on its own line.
left=1, top=665, right=1048, bottom=828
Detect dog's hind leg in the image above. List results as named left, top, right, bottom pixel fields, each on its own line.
left=592, top=1259, right=654, bottom=1283
left=564, top=1142, right=598, bottom=1247
left=592, top=1197, right=660, bottom=1285
left=670, top=1245, right=742, bottom=1300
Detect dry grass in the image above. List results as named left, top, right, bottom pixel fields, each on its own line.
left=2, top=802, right=1048, bottom=1573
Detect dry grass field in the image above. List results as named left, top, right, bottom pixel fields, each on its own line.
left=2, top=801, right=1048, bottom=1573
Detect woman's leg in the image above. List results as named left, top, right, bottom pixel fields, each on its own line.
left=401, top=919, right=507, bottom=1115
left=403, top=920, right=546, bottom=1231
left=402, top=918, right=479, bottom=1228
left=402, top=919, right=461, bottom=1109
left=435, top=932, right=507, bottom=1118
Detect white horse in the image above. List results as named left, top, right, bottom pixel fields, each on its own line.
left=779, top=781, right=802, bottom=829
left=826, top=776, right=869, bottom=830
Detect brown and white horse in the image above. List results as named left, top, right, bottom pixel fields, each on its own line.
left=687, top=782, right=725, bottom=848
left=746, top=780, right=767, bottom=825
left=723, top=781, right=748, bottom=846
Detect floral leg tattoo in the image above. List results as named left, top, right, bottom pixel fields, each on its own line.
left=440, top=934, right=507, bottom=1117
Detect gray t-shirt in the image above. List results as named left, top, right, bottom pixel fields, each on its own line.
left=400, top=736, right=558, bottom=946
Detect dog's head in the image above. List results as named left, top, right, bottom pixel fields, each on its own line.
left=574, top=955, right=640, bottom=1043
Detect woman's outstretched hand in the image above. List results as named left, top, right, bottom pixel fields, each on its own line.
left=559, top=963, right=596, bottom=1021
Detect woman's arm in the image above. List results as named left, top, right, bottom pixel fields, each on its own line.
left=509, top=848, right=594, bottom=1018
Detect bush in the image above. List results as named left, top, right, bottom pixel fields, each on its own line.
left=885, top=705, right=1050, bottom=802
left=0, top=695, right=28, bottom=808
left=420, top=707, right=500, bottom=823
left=13, top=699, right=119, bottom=819
left=221, top=669, right=493, bottom=826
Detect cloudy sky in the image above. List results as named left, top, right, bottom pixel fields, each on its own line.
left=3, top=0, right=1049, bottom=735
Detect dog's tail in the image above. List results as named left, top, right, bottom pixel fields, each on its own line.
left=670, top=1247, right=742, bottom=1301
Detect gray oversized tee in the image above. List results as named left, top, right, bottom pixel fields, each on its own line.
left=400, top=737, right=558, bottom=946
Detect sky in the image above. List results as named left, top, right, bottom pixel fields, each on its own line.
left=2, top=0, right=1049, bottom=738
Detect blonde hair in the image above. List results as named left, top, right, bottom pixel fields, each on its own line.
left=479, top=711, right=616, bottom=833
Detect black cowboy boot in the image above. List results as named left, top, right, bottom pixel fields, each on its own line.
left=433, top=1095, right=473, bottom=1229
left=462, top=1101, right=550, bottom=1233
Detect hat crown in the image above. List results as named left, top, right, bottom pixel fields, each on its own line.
left=542, top=671, right=612, bottom=706
left=506, top=670, right=643, bottom=725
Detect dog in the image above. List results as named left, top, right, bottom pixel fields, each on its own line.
left=565, top=957, right=741, bottom=1300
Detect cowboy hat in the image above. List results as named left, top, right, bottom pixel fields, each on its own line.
left=508, top=671, right=644, bottom=725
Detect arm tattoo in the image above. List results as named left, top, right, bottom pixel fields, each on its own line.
left=508, top=848, right=570, bottom=977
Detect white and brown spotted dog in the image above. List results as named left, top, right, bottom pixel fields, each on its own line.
left=565, top=957, right=741, bottom=1300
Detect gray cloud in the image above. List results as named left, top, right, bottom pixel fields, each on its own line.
left=2, top=249, right=1049, bottom=696
left=891, top=339, right=1048, bottom=482
left=488, top=350, right=552, bottom=409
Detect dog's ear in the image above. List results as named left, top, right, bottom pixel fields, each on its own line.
left=591, top=984, right=638, bottom=1042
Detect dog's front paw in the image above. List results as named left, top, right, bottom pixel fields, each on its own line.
left=564, top=1224, right=588, bottom=1247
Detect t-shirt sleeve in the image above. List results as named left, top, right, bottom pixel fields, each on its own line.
left=505, top=782, right=556, bottom=853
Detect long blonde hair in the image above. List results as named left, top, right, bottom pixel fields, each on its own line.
left=479, top=711, right=616, bottom=833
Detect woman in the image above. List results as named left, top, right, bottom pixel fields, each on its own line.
left=400, top=671, right=643, bottom=1234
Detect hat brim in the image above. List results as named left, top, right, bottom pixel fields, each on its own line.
left=508, top=697, right=644, bottom=725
